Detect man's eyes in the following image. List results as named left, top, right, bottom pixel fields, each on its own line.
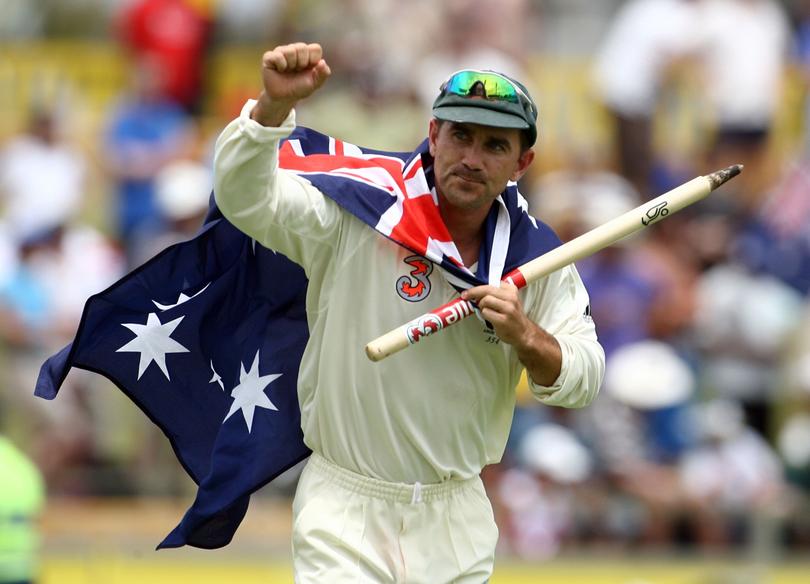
left=450, top=129, right=509, bottom=153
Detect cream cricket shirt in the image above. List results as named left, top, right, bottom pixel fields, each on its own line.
left=214, top=101, right=605, bottom=485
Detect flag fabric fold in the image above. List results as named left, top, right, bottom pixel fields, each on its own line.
left=35, top=127, right=561, bottom=549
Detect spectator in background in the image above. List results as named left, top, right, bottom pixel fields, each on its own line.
left=796, top=0, right=810, bottom=152
left=0, top=435, right=44, bottom=584
left=776, top=405, right=810, bottom=548
left=729, top=0, right=810, bottom=298
left=104, top=60, right=195, bottom=266
left=494, top=423, right=593, bottom=559
left=581, top=340, right=698, bottom=548
left=412, top=0, right=531, bottom=111
left=0, top=108, right=85, bottom=248
left=116, top=0, right=213, bottom=115
left=214, top=0, right=291, bottom=44
left=624, top=208, right=701, bottom=350
left=0, top=221, right=124, bottom=494
left=694, top=0, right=790, bottom=211
left=132, top=157, right=212, bottom=265
left=693, top=254, right=803, bottom=435
left=728, top=0, right=810, bottom=296
left=679, top=399, right=787, bottom=549
left=769, top=300, right=810, bottom=547
left=0, top=223, right=16, bottom=292
left=592, top=0, right=701, bottom=196
left=0, top=100, right=124, bottom=494
left=0, top=224, right=124, bottom=346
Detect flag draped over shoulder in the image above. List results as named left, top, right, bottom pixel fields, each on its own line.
left=35, top=127, right=561, bottom=550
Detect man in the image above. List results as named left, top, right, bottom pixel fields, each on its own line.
left=591, top=0, right=700, bottom=195
left=214, top=42, right=604, bottom=583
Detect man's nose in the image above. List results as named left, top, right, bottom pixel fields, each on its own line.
left=461, top=143, right=484, bottom=169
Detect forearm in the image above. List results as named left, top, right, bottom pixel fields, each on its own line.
left=213, top=100, right=340, bottom=269
left=213, top=100, right=295, bottom=241
left=513, top=323, right=562, bottom=387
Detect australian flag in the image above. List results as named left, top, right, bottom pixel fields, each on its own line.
left=35, top=126, right=560, bottom=549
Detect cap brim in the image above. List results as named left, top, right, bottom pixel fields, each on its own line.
left=433, top=105, right=530, bottom=130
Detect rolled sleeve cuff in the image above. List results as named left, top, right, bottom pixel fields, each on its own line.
left=237, top=99, right=297, bottom=143
left=528, top=335, right=599, bottom=408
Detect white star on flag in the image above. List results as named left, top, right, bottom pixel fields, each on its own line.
left=153, top=283, right=211, bottom=311
left=224, top=351, right=281, bottom=433
left=209, top=360, right=224, bottom=391
left=117, top=313, right=189, bottom=380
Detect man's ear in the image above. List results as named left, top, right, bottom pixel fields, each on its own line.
left=428, top=118, right=439, bottom=157
left=511, top=148, right=535, bottom=182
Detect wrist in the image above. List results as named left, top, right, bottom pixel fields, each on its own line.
left=513, top=318, right=540, bottom=354
left=251, top=91, right=296, bottom=127
left=514, top=322, right=562, bottom=386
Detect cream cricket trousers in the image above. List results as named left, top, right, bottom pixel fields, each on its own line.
left=292, top=453, right=498, bottom=583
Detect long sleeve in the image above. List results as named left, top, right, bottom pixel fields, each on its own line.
left=213, top=99, right=342, bottom=272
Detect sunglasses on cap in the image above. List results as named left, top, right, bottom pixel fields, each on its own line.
left=439, top=69, right=536, bottom=118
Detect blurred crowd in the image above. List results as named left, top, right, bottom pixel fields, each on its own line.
left=2, top=0, right=810, bottom=569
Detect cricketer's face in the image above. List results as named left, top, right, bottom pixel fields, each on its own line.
left=428, top=119, right=534, bottom=212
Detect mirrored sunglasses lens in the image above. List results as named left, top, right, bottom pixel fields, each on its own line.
left=444, top=71, right=519, bottom=103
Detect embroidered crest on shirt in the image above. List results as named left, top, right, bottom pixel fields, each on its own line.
left=396, top=255, right=432, bottom=302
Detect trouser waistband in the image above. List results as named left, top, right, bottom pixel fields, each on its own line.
left=308, top=452, right=478, bottom=504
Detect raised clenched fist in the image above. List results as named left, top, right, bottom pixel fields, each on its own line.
left=252, top=42, right=331, bottom=127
